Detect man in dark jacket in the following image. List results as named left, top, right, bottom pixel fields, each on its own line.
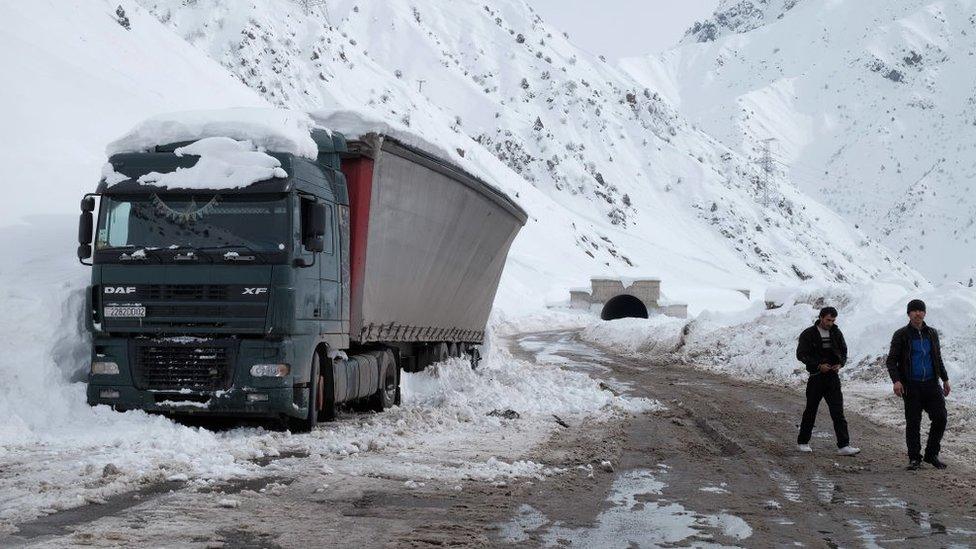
left=886, top=299, right=950, bottom=470
left=795, top=307, right=860, bottom=456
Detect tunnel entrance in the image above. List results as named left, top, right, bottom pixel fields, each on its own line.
left=600, top=294, right=649, bottom=321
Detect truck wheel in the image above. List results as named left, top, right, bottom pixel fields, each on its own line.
left=320, top=351, right=338, bottom=422
left=370, top=351, right=398, bottom=412
left=289, top=352, right=321, bottom=433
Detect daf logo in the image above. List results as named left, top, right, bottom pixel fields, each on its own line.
left=242, top=287, right=268, bottom=295
left=104, top=286, right=136, bottom=294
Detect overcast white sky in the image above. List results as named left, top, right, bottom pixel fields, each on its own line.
left=525, top=0, right=720, bottom=60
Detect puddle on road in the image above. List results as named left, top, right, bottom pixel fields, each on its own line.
left=810, top=472, right=845, bottom=505
left=869, top=486, right=908, bottom=510
left=497, top=468, right=751, bottom=547
left=769, top=470, right=802, bottom=504
left=847, top=519, right=885, bottom=549
left=517, top=333, right=613, bottom=372
left=498, top=504, right=549, bottom=544
left=516, top=333, right=642, bottom=398
left=699, top=483, right=730, bottom=495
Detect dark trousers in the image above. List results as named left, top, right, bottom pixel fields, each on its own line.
left=797, top=373, right=850, bottom=448
left=904, top=379, right=947, bottom=461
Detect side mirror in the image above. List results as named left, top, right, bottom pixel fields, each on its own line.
left=301, top=201, right=327, bottom=253
left=81, top=196, right=96, bottom=212
left=79, top=211, right=93, bottom=246
left=78, top=210, right=93, bottom=261
left=308, top=203, right=326, bottom=238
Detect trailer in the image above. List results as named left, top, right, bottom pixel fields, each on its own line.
left=80, top=113, right=527, bottom=431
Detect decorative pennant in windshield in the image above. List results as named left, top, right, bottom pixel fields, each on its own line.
left=151, top=193, right=220, bottom=223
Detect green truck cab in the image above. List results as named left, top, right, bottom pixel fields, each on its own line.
left=79, top=126, right=526, bottom=432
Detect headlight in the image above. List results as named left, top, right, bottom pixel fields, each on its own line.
left=91, top=361, right=120, bottom=375
left=250, top=364, right=290, bottom=377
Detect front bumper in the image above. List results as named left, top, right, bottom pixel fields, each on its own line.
left=86, top=384, right=301, bottom=419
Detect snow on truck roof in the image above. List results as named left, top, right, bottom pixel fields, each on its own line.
left=106, top=107, right=463, bottom=164
left=106, top=108, right=322, bottom=159
left=102, top=108, right=527, bottom=223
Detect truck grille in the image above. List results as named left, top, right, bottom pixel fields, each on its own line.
left=133, top=341, right=235, bottom=391
left=144, top=285, right=229, bottom=301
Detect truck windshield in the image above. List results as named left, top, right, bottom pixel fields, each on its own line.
left=95, top=194, right=289, bottom=253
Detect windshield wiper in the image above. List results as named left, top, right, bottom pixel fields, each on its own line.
left=198, top=244, right=266, bottom=263
left=166, top=245, right=213, bottom=263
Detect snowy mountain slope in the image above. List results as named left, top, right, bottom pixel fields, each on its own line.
left=622, top=0, right=976, bottom=283
left=682, top=0, right=805, bottom=44
left=0, top=0, right=268, bottom=225
left=134, top=0, right=920, bottom=296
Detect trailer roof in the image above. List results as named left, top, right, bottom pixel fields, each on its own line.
left=344, top=135, right=528, bottom=226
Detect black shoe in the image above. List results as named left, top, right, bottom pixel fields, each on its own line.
left=924, top=456, right=947, bottom=469
left=907, top=459, right=922, bottom=470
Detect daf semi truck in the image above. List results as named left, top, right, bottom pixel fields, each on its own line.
left=79, top=128, right=527, bottom=431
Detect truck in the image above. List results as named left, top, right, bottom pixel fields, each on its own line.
left=78, top=124, right=527, bottom=431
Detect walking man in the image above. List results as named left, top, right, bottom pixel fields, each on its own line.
left=886, top=299, right=950, bottom=470
left=796, top=307, right=860, bottom=456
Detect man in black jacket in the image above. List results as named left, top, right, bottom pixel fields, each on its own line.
left=795, top=307, right=860, bottom=456
left=886, top=299, right=951, bottom=470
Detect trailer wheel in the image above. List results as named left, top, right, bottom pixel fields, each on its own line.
left=370, top=351, right=398, bottom=412
left=468, top=346, right=482, bottom=370
left=433, top=342, right=449, bottom=364
left=289, top=352, right=321, bottom=433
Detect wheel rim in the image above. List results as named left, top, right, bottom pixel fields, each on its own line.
left=383, top=369, right=396, bottom=403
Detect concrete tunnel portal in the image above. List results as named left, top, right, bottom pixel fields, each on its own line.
left=600, top=294, right=649, bottom=321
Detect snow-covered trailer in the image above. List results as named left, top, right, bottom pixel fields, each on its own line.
left=342, top=135, right=526, bottom=353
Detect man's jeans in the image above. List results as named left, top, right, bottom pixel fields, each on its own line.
left=797, top=372, right=850, bottom=448
left=904, top=379, right=947, bottom=461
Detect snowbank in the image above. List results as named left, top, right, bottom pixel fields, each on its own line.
left=106, top=108, right=320, bottom=159
left=579, top=281, right=976, bottom=393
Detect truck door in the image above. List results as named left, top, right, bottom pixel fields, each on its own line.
left=296, top=196, right=322, bottom=326
left=319, top=202, right=342, bottom=333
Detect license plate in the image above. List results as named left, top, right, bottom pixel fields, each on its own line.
left=104, top=306, right=146, bottom=318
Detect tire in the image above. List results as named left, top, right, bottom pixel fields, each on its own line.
left=433, top=342, right=449, bottom=364
left=289, top=351, right=321, bottom=433
left=320, top=351, right=338, bottom=422
left=370, top=351, right=398, bottom=413
left=468, top=346, right=482, bottom=370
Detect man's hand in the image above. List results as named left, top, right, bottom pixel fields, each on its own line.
left=943, top=380, right=951, bottom=397
left=893, top=381, right=905, bottom=397
left=819, top=364, right=832, bottom=373
left=830, top=364, right=841, bottom=372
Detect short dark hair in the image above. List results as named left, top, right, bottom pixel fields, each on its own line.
left=907, top=299, right=926, bottom=314
left=819, top=306, right=838, bottom=318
